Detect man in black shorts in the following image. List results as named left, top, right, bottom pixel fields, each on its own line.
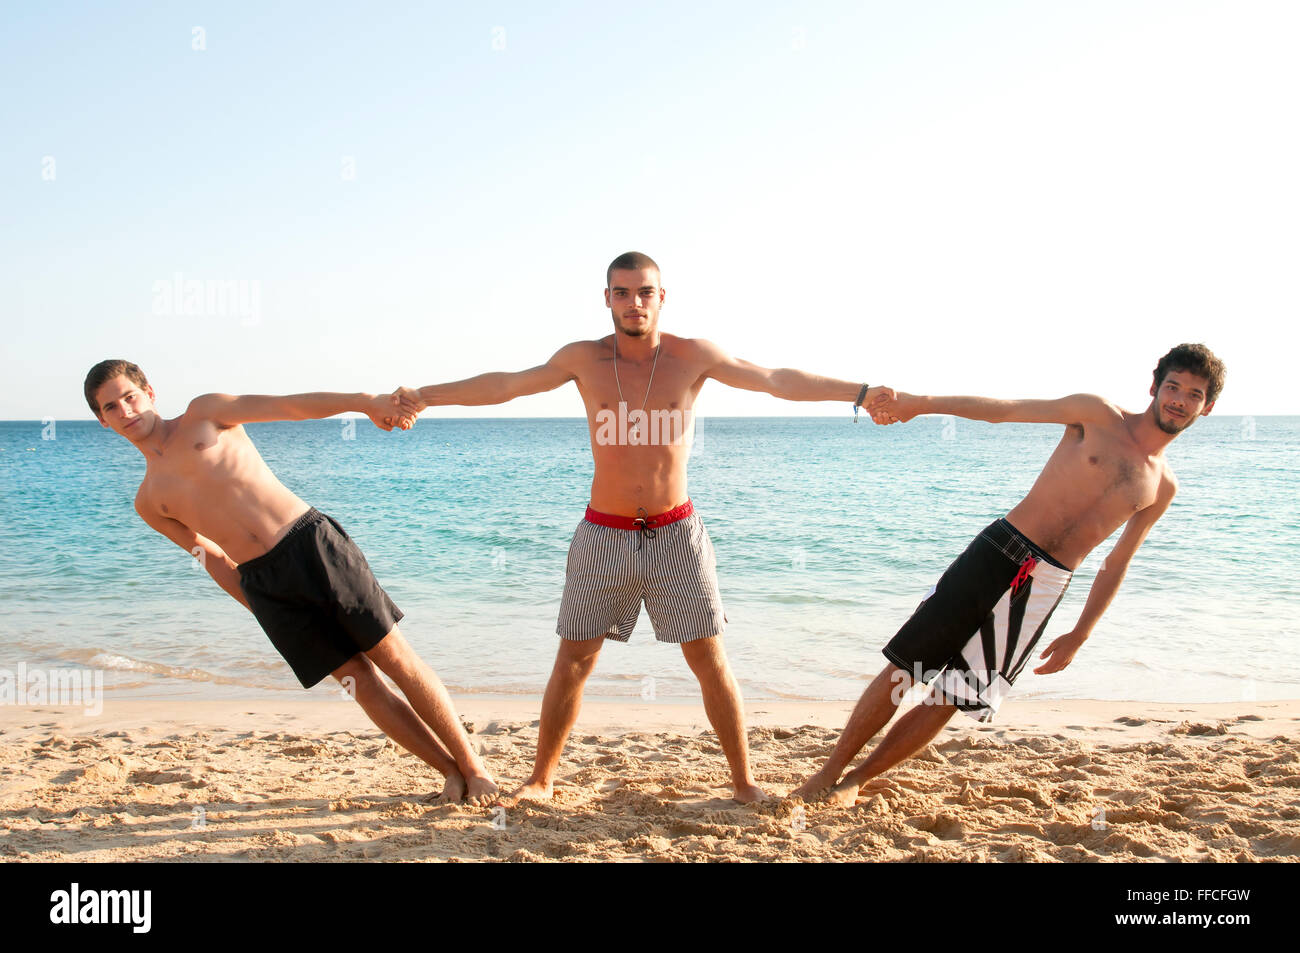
left=84, top=359, right=498, bottom=805
left=793, top=343, right=1225, bottom=806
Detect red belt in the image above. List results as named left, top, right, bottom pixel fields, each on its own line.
left=584, top=500, right=694, bottom=531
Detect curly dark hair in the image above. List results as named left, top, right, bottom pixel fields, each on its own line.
left=1153, top=343, right=1225, bottom=404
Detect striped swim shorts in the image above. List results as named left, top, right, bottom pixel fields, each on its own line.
left=555, top=500, right=727, bottom=644
left=883, top=518, right=1073, bottom=723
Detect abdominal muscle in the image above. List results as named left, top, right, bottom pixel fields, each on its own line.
left=149, top=423, right=312, bottom=564
left=587, top=442, right=692, bottom=517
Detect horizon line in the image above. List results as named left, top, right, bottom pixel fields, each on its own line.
left=1, top=413, right=1287, bottom=424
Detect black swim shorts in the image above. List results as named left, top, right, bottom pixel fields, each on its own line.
left=237, top=508, right=403, bottom=688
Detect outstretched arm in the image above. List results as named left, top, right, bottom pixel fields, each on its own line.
left=1034, top=476, right=1177, bottom=674
left=699, top=340, right=893, bottom=409
left=877, top=391, right=1120, bottom=428
left=188, top=392, right=414, bottom=431
left=395, top=344, right=580, bottom=412
left=134, top=502, right=251, bottom=610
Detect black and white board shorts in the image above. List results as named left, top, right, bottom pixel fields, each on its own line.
left=556, top=500, right=727, bottom=644
left=883, top=518, right=1072, bottom=723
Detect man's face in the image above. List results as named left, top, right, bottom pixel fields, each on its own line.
left=1149, top=369, right=1215, bottom=435
left=95, top=375, right=159, bottom=441
left=604, top=267, right=664, bottom=338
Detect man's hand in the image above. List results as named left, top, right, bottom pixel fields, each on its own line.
left=869, top=390, right=919, bottom=425
left=860, top=385, right=899, bottom=424
left=389, top=385, right=426, bottom=420
left=366, top=394, right=416, bottom=432
left=1034, top=630, right=1087, bottom=674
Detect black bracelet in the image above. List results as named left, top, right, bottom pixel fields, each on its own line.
left=853, top=383, right=870, bottom=422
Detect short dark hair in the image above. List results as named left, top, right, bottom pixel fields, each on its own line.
left=1153, top=343, right=1225, bottom=404
left=606, top=251, right=660, bottom=287
left=84, top=359, right=149, bottom=418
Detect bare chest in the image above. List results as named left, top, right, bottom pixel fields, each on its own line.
left=1065, top=435, right=1162, bottom=514
left=577, top=356, right=704, bottom=420
left=138, top=423, right=243, bottom=520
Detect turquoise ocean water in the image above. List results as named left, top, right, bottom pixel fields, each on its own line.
left=1, top=415, right=1296, bottom=705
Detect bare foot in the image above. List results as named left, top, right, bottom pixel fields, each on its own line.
left=436, top=771, right=467, bottom=804
left=464, top=772, right=500, bottom=807
left=500, top=779, right=554, bottom=806
left=732, top=782, right=770, bottom=804
left=825, top=779, right=861, bottom=808
left=790, top=767, right=840, bottom=801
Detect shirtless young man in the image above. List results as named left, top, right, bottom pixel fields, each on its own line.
left=792, top=342, right=1226, bottom=806
left=394, top=251, right=893, bottom=804
left=84, top=360, right=498, bottom=805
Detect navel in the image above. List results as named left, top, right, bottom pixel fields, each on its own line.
left=160, top=504, right=169, bottom=514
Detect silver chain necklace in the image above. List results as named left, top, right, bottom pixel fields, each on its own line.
left=613, top=336, right=661, bottom=441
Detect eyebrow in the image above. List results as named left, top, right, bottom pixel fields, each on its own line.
left=101, top=389, right=137, bottom=409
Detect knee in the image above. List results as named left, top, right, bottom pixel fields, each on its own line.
left=680, top=637, right=725, bottom=674
left=332, top=654, right=382, bottom=695
left=364, top=627, right=421, bottom=680
left=873, top=662, right=913, bottom=697
left=557, top=639, right=602, bottom=677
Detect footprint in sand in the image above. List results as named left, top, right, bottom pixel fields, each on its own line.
left=1114, top=716, right=1148, bottom=726
left=908, top=813, right=966, bottom=841
left=1171, top=721, right=1228, bottom=736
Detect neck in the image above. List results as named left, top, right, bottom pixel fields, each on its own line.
left=132, top=416, right=172, bottom=458
left=1129, top=404, right=1180, bottom=455
left=616, top=328, right=660, bottom=360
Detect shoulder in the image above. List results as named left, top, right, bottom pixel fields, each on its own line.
left=184, top=393, right=229, bottom=420
left=1073, top=393, right=1125, bottom=424
left=547, top=339, right=604, bottom=375
left=132, top=482, right=151, bottom=516
left=1158, top=463, right=1179, bottom=500
left=183, top=395, right=239, bottom=431
left=132, top=482, right=169, bottom=529
left=673, top=335, right=726, bottom=363
left=553, top=339, right=605, bottom=361
left=1053, top=394, right=1124, bottom=433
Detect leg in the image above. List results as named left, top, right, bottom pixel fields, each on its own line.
left=680, top=635, right=767, bottom=803
left=330, top=651, right=468, bottom=803
left=825, top=683, right=958, bottom=807
left=363, top=625, right=498, bottom=805
left=503, top=635, right=605, bottom=805
left=791, top=662, right=913, bottom=799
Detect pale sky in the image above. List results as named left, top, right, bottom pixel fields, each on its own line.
left=2, top=1, right=1295, bottom=420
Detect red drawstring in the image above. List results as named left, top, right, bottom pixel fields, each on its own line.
left=1010, top=556, right=1037, bottom=595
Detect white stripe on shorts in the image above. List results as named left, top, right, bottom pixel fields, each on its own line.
left=937, top=559, right=1072, bottom=723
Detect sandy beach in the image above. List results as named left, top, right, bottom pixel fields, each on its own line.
left=2, top=696, right=1297, bottom=863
